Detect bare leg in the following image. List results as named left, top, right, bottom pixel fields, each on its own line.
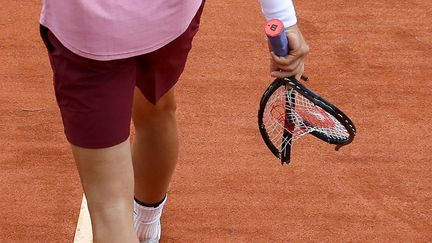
left=71, top=139, right=139, bottom=243
left=132, top=88, right=178, bottom=204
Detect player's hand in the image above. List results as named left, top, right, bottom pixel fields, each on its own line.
left=269, top=24, right=309, bottom=81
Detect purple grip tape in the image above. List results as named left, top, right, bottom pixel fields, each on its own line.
left=265, top=19, right=289, bottom=57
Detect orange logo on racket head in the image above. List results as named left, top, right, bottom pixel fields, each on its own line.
left=265, top=19, right=284, bottom=37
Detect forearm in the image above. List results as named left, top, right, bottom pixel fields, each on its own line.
left=258, top=0, right=297, bottom=28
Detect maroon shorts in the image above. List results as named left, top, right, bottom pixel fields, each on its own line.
left=40, top=4, right=204, bottom=148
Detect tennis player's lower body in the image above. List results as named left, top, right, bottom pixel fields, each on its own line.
left=40, top=4, right=204, bottom=243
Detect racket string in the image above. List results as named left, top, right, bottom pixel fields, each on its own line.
left=264, top=86, right=350, bottom=150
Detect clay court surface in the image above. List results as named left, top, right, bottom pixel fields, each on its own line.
left=1, top=0, right=431, bottom=242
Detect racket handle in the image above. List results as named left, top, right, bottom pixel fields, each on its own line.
left=265, top=19, right=289, bottom=57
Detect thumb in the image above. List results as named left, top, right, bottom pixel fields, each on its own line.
left=286, top=31, right=301, bottom=55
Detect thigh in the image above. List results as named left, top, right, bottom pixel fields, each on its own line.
left=135, top=1, right=205, bottom=104
left=40, top=26, right=137, bottom=148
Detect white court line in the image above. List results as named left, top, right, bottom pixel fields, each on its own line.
left=73, top=194, right=93, bottom=243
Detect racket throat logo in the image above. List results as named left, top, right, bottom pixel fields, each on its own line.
left=284, top=118, right=295, bottom=132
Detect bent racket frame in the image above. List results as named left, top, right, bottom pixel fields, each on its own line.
left=260, top=19, right=356, bottom=164
left=280, top=82, right=295, bottom=163
left=258, top=77, right=356, bottom=164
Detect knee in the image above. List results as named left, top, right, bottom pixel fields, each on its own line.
left=133, top=92, right=177, bottom=129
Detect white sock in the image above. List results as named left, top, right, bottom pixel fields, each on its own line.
left=133, top=195, right=167, bottom=241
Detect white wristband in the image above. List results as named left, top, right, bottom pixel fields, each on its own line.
left=258, top=0, right=297, bottom=28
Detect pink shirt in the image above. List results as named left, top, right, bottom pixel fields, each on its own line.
left=40, top=0, right=202, bottom=60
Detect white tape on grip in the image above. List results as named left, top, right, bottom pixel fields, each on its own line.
left=258, top=0, right=297, bottom=28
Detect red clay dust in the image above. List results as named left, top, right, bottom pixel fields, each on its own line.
left=1, top=0, right=431, bottom=242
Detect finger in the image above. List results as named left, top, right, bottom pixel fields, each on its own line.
left=270, top=51, right=296, bottom=65
left=274, top=59, right=302, bottom=73
left=271, top=63, right=304, bottom=79
left=271, top=70, right=297, bottom=78
left=271, top=58, right=303, bottom=76
left=270, top=70, right=296, bottom=79
left=286, top=29, right=309, bottom=58
left=286, top=31, right=301, bottom=54
left=270, top=51, right=306, bottom=71
left=294, top=64, right=305, bottom=81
